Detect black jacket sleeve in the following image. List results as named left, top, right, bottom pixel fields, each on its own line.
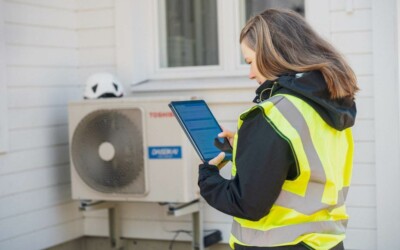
left=198, top=108, right=296, bottom=221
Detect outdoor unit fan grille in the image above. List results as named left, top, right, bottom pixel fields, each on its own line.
left=71, top=108, right=146, bottom=194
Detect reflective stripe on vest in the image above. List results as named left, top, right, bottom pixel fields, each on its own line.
left=230, top=94, right=353, bottom=248
left=231, top=219, right=348, bottom=246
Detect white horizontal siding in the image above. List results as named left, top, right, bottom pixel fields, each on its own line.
left=0, top=165, right=70, bottom=197
left=77, top=8, right=114, bottom=29
left=77, top=0, right=114, bottom=10
left=0, top=202, right=81, bottom=241
left=9, top=125, right=68, bottom=151
left=331, top=9, right=372, bottom=32
left=356, top=75, right=373, bottom=97
left=347, top=186, right=375, bottom=207
left=330, top=5, right=376, bottom=249
left=79, top=47, right=115, bottom=66
left=6, top=0, right=76, bottom=10
left=0, top=184, right=72, bottom=219
left=353, top=141, right=374, bottom=164
left=0, top=0, right=83, bottom=249
left=4, top=1, right=76, bottom=29
left=347, top=207, right=376, bottom=229
left=346, top=54, right=373, bottom=76
left=0, top=144, right=69, bottom=175
left=352, top=120, right=374, bottom=141
left=352, top=97, right=373, bottom=120
left=77, top=2, right=116, bottom=87
left=0, top=219, right=83, bottom=250
left=345, top=229, right=376, bottom=250
left=332, top=31, right=372, bottom=54
left=9, top=106, right=68, bottom=129
left=5, top=24, right=77, bottom=48
left=78, top=28, right=114, bottom=48
left=352, top=163, right=375, bottom=185
left=330, top=5, right=372, bottom=187
left=330, top=0, right=371, bottom=11
left=7, top=67, right=80, bottom=87
left=7, top=45, right=78, bottom=67
left=8, top=87, right=81, bottom=108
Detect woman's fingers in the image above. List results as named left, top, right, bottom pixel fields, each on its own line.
left=219, top=126, right=235, bottom=138
left=219, top=127, right=235, bottom=145
left=209, top=152, right=226, bottom=166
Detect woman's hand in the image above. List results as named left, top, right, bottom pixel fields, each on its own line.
left=208, top=152, right=228, bottom=170
left=218, top=126, right=235, bottom=146
left=207, top=127, right=235, bottom=170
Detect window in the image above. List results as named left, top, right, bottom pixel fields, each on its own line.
left=115, top=0, right=327, bottom=82
left=239, top=0, right=305, bottom=64
left=244, top=0, right=304, bottom=21
left=157, top=0, right=305, bottom=70
left=160, top=0, right=219, bottom=68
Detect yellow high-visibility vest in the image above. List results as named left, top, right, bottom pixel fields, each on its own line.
left=230, top=94, right=353, bottom=250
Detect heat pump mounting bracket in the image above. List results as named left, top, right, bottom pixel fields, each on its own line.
left=167, top=199, right=204, bottom=250
left=79, top=200, right=122, bottom=250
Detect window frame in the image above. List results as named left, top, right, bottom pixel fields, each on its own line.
left=115, top=0, right=330, bottom=85
left=150, top=0, right=247, bottom=79
left=157, top=0, right=221, bottom=69
left=0, top=0, right=9, bottom=154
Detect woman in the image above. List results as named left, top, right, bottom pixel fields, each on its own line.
left=198, top=9, right=358, bottom=250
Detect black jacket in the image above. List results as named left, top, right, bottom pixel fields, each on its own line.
left=198, top=71, right=356, bottom=241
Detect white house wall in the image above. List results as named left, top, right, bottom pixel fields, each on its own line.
left=0, top=1, right=8, bottom=153
left=77, top=0, right=116, bottom=84
left=330, top=1, right=376, bottom=249
left=0, top=0, right=379, bottom=249
left=372, top=0, right=400, bottom=249
left=0, top=0, right=83, bottom=249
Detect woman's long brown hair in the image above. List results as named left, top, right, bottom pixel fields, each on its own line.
left=240, top=9, right=359, bottom=99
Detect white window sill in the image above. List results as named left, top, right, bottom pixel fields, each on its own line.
left=130, top=76, right=254, bottom=93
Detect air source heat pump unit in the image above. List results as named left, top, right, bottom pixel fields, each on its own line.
left=68, top=97, right=200, bottom=203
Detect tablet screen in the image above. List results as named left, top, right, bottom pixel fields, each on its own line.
left=169, top=100, right=223, bottom=162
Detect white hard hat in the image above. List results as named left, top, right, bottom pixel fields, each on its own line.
left=84, top=73, right=124, bottom=99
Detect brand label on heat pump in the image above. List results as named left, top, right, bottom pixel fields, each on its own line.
left=148, top=146, right=182, bottom=159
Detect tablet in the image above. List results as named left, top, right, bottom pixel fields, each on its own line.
left=169, top=100, right=232, bottom=163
